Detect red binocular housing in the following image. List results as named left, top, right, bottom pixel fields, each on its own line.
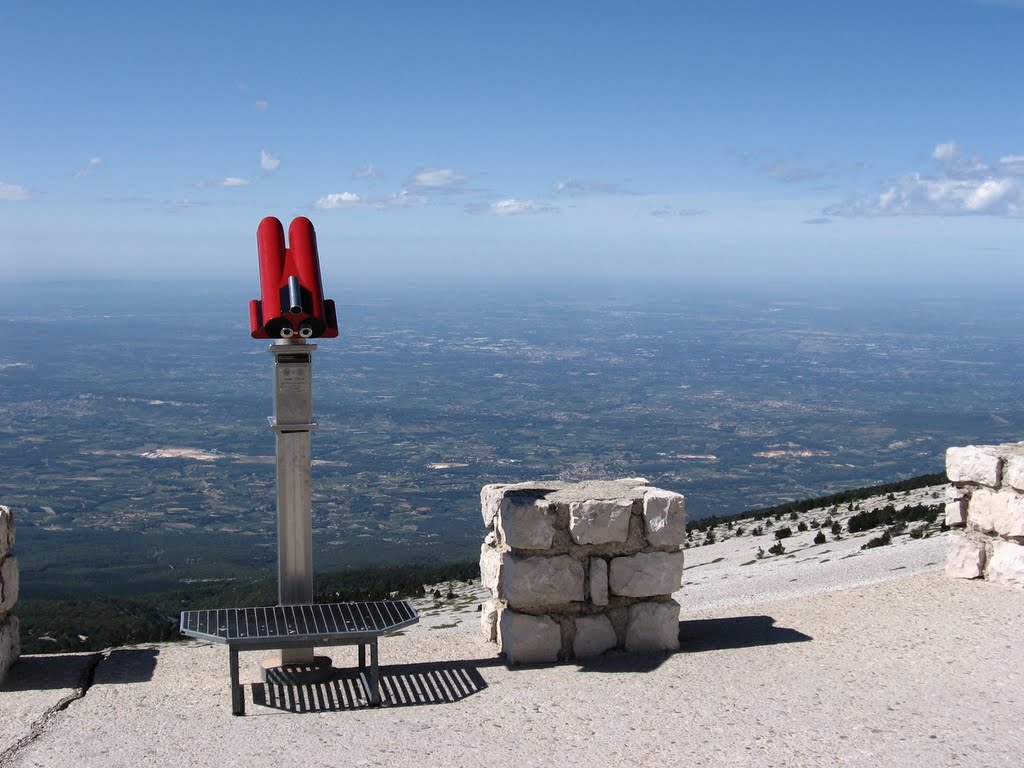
left=249, top=216, right=339, bottom=340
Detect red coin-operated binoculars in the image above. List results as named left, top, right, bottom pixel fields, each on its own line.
left=251, top=216, right=336, bottom=674
left=249, top=216, right=339, bottom=340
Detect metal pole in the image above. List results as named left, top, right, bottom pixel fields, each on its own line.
left=249, top=216, right=339, bottom=682
left=270, top=340, right=317, bottom=665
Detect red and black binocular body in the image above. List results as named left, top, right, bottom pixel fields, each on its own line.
left=249, top=216, right=339, bottom=339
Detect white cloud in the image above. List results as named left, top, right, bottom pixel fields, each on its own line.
left=650, top=206, right=707, bottom=217
left=217, top=177, right=250, bottom=187
left=314, top=192, right=363, bottom=210
left=932, top=140, right=959, bottom=162
left=826, top=141, right=1024, bottom=218
left=254, top=99, right=269, bottom=111
left=964, top=178, right=1016, bottom=211
left=470, top=198, right=556, bottom=216
left=406, top=167, right=467, bottom=190
left=314, top=190, right=427, bottom=211
left=0, top=181, right=30, bottom=201
left=260, top=150, right=280, bottom=172
left=928, top=140, right=995, bottom=179
left=760, top=160, right=827, bottom=183
left=164, top=198, right=211, bottom=210
left=352, top=164, right=379, bottom=180
left=74, top=156, right=104, bottom=179
left=555, top=177, right=620, bottom=194
left=737, top=150, right=830, bottom=183
left=998, top=154, right=1024, bottom=175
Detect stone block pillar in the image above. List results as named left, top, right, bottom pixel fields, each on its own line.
left=945, top=443, right=1024, bottom=588
left=479, top=478, right=685, bottom=663
left=0, top=505, right=19, bottom=683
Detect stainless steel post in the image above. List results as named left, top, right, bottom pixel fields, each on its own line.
left=269, top=340, right=317, bottom=665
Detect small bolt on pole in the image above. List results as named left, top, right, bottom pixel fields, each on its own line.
left=249, top=216, right=339, bottom=677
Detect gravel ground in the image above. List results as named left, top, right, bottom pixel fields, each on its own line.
left=6, top=485, right=1021, bottom=767
left=4, top=506, right=1022, bottom=768
left=3, top=571, right=1021, bottom=768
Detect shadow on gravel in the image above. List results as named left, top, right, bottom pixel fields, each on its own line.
left=679, top=615, right=812, bottom=652
left=575, top=651, right=675, bottom=673
left=94, top=648, right=160, bottom=684
left=574, top=616, right=812, bottom=674
left=1, top=648, right=159, bottom=691
left=250, top=658, right=495, bottom=714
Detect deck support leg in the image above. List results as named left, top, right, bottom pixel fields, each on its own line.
left=369, top=639, right=380, bottom=706
left=230, top=646, right=244, bottom=716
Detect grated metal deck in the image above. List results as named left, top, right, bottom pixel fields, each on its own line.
left=180, top=601, right=418, bottom=648
left=180, top=600, right=419, bottom=714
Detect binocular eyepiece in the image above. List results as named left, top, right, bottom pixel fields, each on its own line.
left=279, top=324, right=315, bottom=339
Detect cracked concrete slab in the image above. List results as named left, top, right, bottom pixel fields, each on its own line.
left=0, top=653, right=101, bottom=765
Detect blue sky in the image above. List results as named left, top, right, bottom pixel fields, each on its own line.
left=1, top=1, right=1022, bottom=287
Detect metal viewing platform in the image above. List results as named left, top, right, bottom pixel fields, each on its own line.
left=179, top=217, right=418, bottom=715
left=181, top=600, right=419, bottom=715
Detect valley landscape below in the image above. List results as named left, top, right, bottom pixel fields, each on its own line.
left=1, top=279, right=1022, bottom=650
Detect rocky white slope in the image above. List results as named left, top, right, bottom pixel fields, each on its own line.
left=408, top=484, right=949, bottom=633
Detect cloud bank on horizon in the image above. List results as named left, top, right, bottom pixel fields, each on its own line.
left=1, top=2, right=1021, bottom=284
left=826, top=142, right=1024, bottom=219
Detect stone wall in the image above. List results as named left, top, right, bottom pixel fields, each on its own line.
left=479, top=478, right=685, bottom=664
left=945, top=443, right=1024, bottom=588
left=0, top=505, right=19, bottom=683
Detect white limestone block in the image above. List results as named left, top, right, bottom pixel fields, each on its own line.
left=609, top=551, right=685, bottom=597
left=0, top=556, right=17, bottom=614
left=988, top=540, right=1024, bottom=589
left=573, top=614, right=618, bottom=659
left=589, top=557, right=609, bottom=606
left=946, top=446, right=1002, bottom=487
left=480, top=545, right=504, bottom=597
left=625, top=600, right=680, bottom=653
left=967, top=488, right=1004, bottom=534
left=0, top=506, right=12, bottom=557
left=945, top=534, right=985, bottom=580
left=968, top=488, right=1024, bottom=538
left=504, top=555, right=585, bottom=608
left=568, top=498, right=633, bottom=544
left=945, top=485, right=968, bottom=502
left=0, top=613, right=20, bottom=685
left=944, top=500, right=966, bottom=528
left=498, top=609, right=561, bottom=664
left=498, top=496, right=556, bottom=550
left=480, top=598, right=500, bottom=643
left=1002, top=454, right=1024, bottom=493
left=481, top=484, right=507, bottom=528
left=642, top=488, right=687, bottom=546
